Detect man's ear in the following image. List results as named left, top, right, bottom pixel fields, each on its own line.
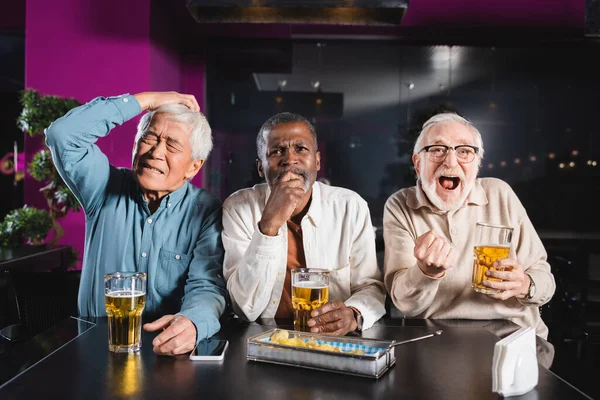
left=316, top=151, right=321, bottom=172
left=185, top=159, right=205, bottom=180
left=412, top=153, right=421, bottom=176
left=132, top=142, right=139, bottom=167
left=256, top=158, right=264, bottom=178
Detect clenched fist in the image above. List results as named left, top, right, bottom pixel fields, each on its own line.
left=414, top=230, right=456, bottom=278
left=259, top=170, right=308, bottom=236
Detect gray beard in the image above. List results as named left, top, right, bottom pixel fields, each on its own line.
left=420, top=177, right=474, bottom=212
left=275, top=168, right=312, bottom=193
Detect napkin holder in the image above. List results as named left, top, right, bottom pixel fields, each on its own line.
left=492, top=327, right=539, bottom=397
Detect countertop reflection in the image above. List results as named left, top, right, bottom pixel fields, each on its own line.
left=0, top=316, right=96, bottom=387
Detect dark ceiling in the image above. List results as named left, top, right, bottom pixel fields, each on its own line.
left=175, top=0, right=586, bottom=44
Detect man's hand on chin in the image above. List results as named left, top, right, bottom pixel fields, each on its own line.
left=143, top=315, right=197, bottom=356
left=259, top=171, right=307, bottom=236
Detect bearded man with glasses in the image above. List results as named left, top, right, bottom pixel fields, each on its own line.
left=383, top=113, right=555, bottom=338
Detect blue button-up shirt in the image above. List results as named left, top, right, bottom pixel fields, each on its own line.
left=45, top=94, right=227, bottom=340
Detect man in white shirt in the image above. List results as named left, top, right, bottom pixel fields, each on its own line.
left=223, top=112, right=386, bottom=335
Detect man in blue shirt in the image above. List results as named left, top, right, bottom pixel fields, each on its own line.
left=46, top=92, right=227, bottom=356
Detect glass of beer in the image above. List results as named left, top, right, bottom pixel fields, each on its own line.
left=291, top=268, right=330, bottom=332
left=105, top=272, right=147, bottom=353
left=472, top=223, right=513, bottom=294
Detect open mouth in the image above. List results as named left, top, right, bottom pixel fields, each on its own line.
left=142, top=163, right=164, bottom=175
left=438, top=176, right=461, bottom=190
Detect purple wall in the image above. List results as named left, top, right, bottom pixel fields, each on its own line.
left=150, top=43, right=182, bottom=92
left=149, top=1, right=183, bottom=94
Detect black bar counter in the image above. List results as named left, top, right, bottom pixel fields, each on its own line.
left=0, top=317, right=592, bottom=399
left=0, top=245, right=71, bottom=272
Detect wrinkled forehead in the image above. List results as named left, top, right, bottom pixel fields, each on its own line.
left=425, top=122, right=476, bottom=146
left=265, top=122, right=315, bottom=146
left=146, top=113, right=190, bottom=136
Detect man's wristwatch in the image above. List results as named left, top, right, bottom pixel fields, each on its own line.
left=524, top=274, right=536, bottom=300
left=349, top=306, right=363, bottom=332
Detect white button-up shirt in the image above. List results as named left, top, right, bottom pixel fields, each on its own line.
left=222, top=182, right=386, bottom=330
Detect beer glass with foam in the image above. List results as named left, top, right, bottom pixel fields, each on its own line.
left=472, top=223, right=513, bottom=294
left=291, top=268, right=330, bottom=332
left=105, top=272, right=147, bottom=353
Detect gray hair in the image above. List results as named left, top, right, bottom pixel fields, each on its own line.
left=135, top=104, right=213, bottom=161
left=413, top=113, right=485, bottom=161
left=256, top=112, right=317, bottom=159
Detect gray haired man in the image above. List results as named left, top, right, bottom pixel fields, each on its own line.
left=46, top=92, right=227, bottom=355
left=383, top=113, right=555, bottom=338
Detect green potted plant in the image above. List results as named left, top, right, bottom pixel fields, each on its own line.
left=0, top=205, right=53, bottom=246
left=17, top=89, right=82, bottom=243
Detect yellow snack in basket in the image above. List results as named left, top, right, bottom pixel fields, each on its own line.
left=269, top=330, right=361, bottom=354
left=317, top=343, right=341, bottom=352
left=288, top=338, right=307, bottom=347
left=270, top=329, right=289, bottom=343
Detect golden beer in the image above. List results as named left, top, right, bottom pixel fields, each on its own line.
left=105, top=290, right=146, bottom=352
left=472, top=245, right=510, bottom=294
left=292, top=282, right=329, bottom=332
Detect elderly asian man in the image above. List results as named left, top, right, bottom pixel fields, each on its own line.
left=222, top=112, right=386, bottom=335
left=383, top=113, right=555, bottom=338
left=46, top=92, right=227, bottom=355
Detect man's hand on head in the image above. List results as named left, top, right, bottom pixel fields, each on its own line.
left=143, top=315, right=197, bottom=356
left=258, top=171, right=307, bottom=236
left=134, top=92, right=200, bottom=112
left=414, top=230, right=456, bottom=278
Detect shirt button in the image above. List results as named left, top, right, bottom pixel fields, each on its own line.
left=167, top=203, right=172, bottom=208
left=123, top=97, right=129, bottom=103
left=272, top=301, right=277, bottom=305
left=277, top=272, right=283, bottom=277
left=141, top=252, right=147, bottom=257
left=175, top=255, right=181, bottom=260
left=147, top=218, right=153, bottom=224
left=450, top=228, right=457, bottom=235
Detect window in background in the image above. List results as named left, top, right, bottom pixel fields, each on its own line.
left=207, top=40, right=600, bottom=234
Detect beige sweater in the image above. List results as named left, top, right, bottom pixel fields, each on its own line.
left=383, top=177, right=555, bottom=338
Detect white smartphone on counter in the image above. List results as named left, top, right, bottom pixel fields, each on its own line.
left=189, top=339, right=229, bottom=361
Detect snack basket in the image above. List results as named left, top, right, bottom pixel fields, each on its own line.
left=246, top=328, right=396, bottom=379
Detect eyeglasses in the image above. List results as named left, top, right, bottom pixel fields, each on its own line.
left=419, top=145, right=479, bottom=163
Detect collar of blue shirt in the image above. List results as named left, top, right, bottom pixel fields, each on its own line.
left=138, top=179, right=190, bottom=213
